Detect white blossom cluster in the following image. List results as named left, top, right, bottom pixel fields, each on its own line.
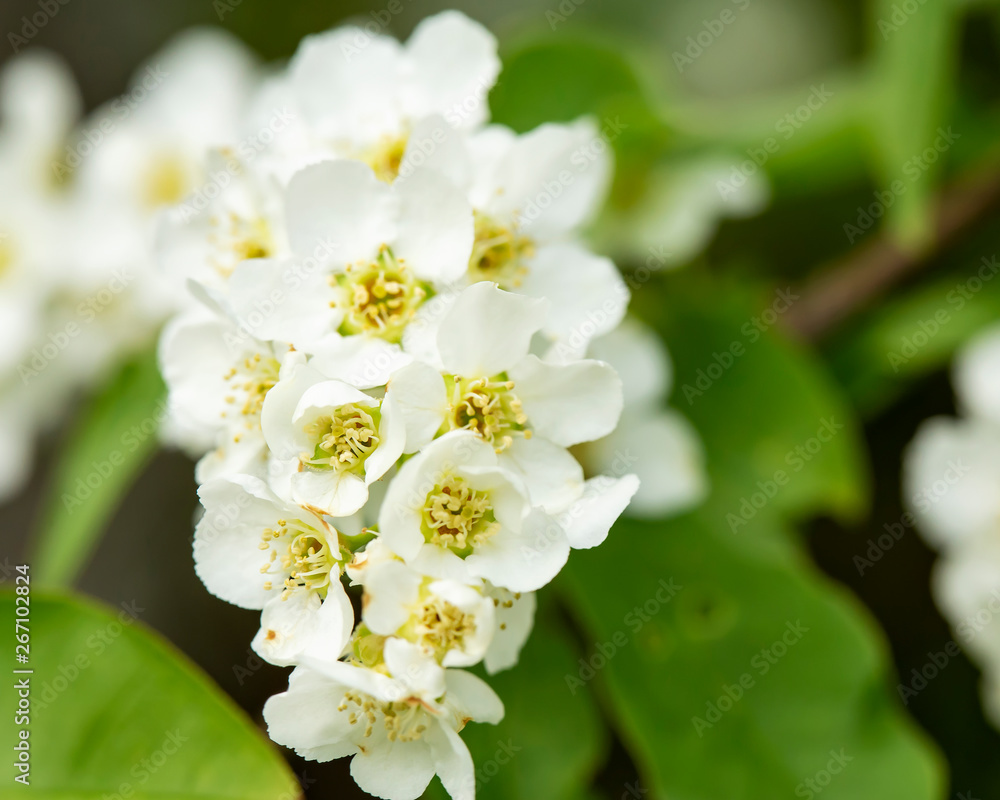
left=0, top=29, right=260, bottom=500
left=904, top=323, right=1000, bottom=726
left=155, top=12, right=706, bottom=798
left=3, top=9, right=705, bottom=798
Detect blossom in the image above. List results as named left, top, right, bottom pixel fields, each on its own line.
left=392, top=282, right=623, bottom=509
left=357, top=557, right=495, bottom=668
left=193, top=474, right=354, bottom=666
left=905, top=323, right=1000, bottom=726
left=159, top=303, right=295, bottom=482
left=226, top=158, right=473, bottom=381
left=582, top=318, right=707, bottom=518
left=261, top=358, right=406, bottom=516
left=377, top=430, right=570, bottom=592
left=287, top=11, right=500, bottom=170
left=264, top=637, right=503, bottom=800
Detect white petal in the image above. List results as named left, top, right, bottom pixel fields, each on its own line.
left=227, top=257, right=339, bottom=349
left=559, top=474, right=640, bottom=549
left=484, top=589, right=536, bottom=675
left=521, top=243, right=628, bottom=355
left=510, top=355, right=623, bottom=446
left=426, top=723, right=476, bottom=800
left=487, top=119, right=611, bottom=239
left=384, top=637, right=446, bottom=699
left=444, top=668, right=504, bottom=724
left=393, top=166, right=473, bottom=284
left=290, top=28, right=405, bottom=143
left=397, top=114, right=472, bottom=188
left=365, top=391, right=406, bottom=484
left=252, top=585, right=353, bottom=667
left=437, top=283, right=548, bottom=377
left=498, top=436, right=584, bottom=513
left=363, top=561, right=422, bottom=636
left=293, top=468, right=369, bottom=517
left=264, top=667, right=359, bottom=762
left=588, top=410, right=707, bottom=518
left=587, top=318, right=672, bottom=407
left=158, top=310, right=236, bottom=451
left=260, top=362, right=328, bottom=459
left=286, top=160, right=396, bottom=266
left=350, top=736, right=435, bottom=800
left=193, top=477, right=284, bottom=609
left=467, top=508, right=569, bottom=592
left=308, top=333, right=412, bottom=388
left=405, top=11, right=500, bottom=129
left=386, top=361, right=448, bottom=454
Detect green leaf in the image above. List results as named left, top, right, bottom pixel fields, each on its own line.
left=828, top=261, right=1000, bottom=416
left=424, top=605, right=607, bottom=800
left=1, top=590, right=299, bottom=800
left=560, top=509, right=946, bottom=800
left=866, top=0, right=959, bottom=247
left=32, top=349, right=166, bottom=588
left=639, top=273, right=870, bottom=539
left=491, top=37, right=645, bottom=132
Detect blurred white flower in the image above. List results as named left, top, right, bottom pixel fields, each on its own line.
left=905, top=322, right=1000, bottom=729
left=583, top=318, right=708, bottom=518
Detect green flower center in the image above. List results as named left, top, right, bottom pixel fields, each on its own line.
left=333, top=246, right=427, bottom=343
left=222, top=353, right=281, bottom=442
left=468, top=211, right=534, bottom=289
left=302, top=403, right=381, bottom=474
left=259, top=520, right=338, bottom=598
left=445, top=374, right=529, bottom=452
left=421, top=476, right=498, bottom=556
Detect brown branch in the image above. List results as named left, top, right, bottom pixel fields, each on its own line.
left=783, top=159, right=1000, bottom=341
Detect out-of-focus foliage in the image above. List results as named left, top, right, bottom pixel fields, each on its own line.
left=33, top=349, right=164, bottom=587
left=0, top=592, right=299, bottom=800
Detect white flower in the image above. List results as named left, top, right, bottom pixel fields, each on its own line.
left=404, top=117, right=624, bottom=356
left=158, top=303, right=294, bottom=483
left=377, top=430, right=570, bottom=592
left=0, top=51, right=82, bottom=500
left=288, top=11, right=500, bottom=163
left=155, top=148, right=290, bottom=293
left=903, top=417, right=1000, bottom=550
left=264, top=638, right=503, bottom=800
left=954, top=324, right=1000, bottom=428
left=582, top=319, right=707, bottom=518
left=193, top=474, right=354, bottom=666
left=261, top=358, right=406, bottom=516
left=392, top=282, right=623, bottom=510
left=226, top=158, right=473, bottom=378
left=359, top=558, right=495, bottom=668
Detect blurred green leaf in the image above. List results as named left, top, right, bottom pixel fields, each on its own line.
left=560, top=509, right=946, bottom=800
left=32, top=349, right=165, bottom=588
left=491, top=37, right=645, bottom=132
left=0, top=590, right=299, bottom=800
left=829, top=257, right=1000, bottom=416
left=637, top=273, right=870, bottom=545
left=424, top=604, right=607, bottom=800
left=866, top=0, right=959, bottom=247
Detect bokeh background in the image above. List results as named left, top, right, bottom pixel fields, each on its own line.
left=3, top=0, right=1000, bottom=798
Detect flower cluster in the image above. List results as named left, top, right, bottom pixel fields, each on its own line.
left=152, top=12, right=704, bottom=799
left=0, top=30, right=260, bottom=500
left=905, top=324, right=1000, bottom=725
